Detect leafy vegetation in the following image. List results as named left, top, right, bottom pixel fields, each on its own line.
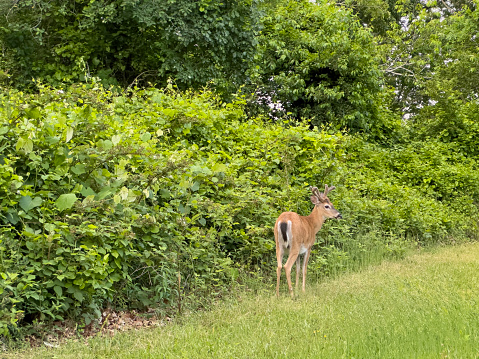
left=9, top=243, right=479, bottom=358
left=0, top=0, right=260, bottom=89
left=250, top=0, right=385, bottom=133
left=0, top=0, right=479, bottom=348
left=1, top=83, right=478, bottom=341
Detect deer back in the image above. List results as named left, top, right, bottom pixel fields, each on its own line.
left=275, top=185, right=341, bottom=252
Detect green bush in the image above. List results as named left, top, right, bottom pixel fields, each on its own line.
left=0, top=84, right=477, bottom=337
left=0, top=84, right=346, bottom=332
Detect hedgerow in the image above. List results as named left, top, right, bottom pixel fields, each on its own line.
left=0, top=84, right=477, bottom=337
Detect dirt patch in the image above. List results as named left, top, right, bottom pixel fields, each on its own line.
left=24, top=309, right=171, bottom=349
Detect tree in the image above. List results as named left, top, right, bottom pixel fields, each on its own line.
left=249, top=0, right=386, bottom=135
left=0, top=0, right=260, bottom=90
left=407, top=4, right=479, bottom=155
left=373, top=1, right=479, bottom=153
left=376, top=0, right=477, bottom=115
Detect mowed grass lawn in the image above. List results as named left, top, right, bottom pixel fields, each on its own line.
left=10, top=243, right=479, bottom=359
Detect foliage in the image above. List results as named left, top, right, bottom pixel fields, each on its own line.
left=249, top=0, right=386, bottom=135
left=341, top=0, right=476, bottom=37
left=407, top=5, right=479, bottom=156
left=0, top=84, right=477, bottom=339
left=0, top=0, right=260, bottom=89
left=0, top=84, right=345, bottom=334
left=379, top=1, right=478, bottom=118
left=335, top=138, right=479, bottom=242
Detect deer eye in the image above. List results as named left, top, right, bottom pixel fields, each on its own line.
left=324, top=204, right=331, bottom=209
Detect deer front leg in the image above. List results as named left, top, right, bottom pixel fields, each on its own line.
left=284, top=251, right=300, bottom=299
left=302, top=248, right=311, bottom=292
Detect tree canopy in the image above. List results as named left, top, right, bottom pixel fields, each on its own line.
left=0, top=0, right=260, bottom=89
left=249, top=0, right=384, bottom=133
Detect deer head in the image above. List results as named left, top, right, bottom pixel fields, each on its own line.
left=309, top=185, right=342, bottom=219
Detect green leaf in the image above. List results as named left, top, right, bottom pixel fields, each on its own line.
left=19, top=196, right=43, bottom=212
left=53, top=286, right=63, bottom=297
left=65, top=127, right=74, bottom=142
left=212, top=163, right=227, bottom=173
left=81, top=187, right=96, bottom=197
left=112, top=134, right=121, bottom=146
left=141, top=132, right=152, bottom=142
left=19, top=196, right=32, bottom=212
left=25, top=107, right=41, bottom=120
left=191, top=181, right=200, bottom=192
left=178, top=203, right=190, bottom=215
left=55, top=193, right=78, bottom=211
left=98, top=139, right=113, bottom=150
left=96, top=186, right=113, bottom=200
left=73, top=290, right=84, bottom=302
left=71, top=163, right=86, bottom=175
left=16, top=137, right=33, bottom=153
left=6, top=211, right=19, bottom=225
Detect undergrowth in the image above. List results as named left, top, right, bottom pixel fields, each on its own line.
left=0, top=84, right=478, bottom=344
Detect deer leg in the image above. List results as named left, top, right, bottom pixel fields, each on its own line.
left=284, top=251, right=299, bottom=299
left=295, top=255, right=301, bottom=292
left=302, top=249, right=311, bottom=292
left=276, top=246, right=284, bottom=297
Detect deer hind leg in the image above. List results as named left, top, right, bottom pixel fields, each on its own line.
left=276, top=221, right=291, bottom=297
left=284, top=251, right=300, bottom=299
left=295, top=255, right=301, bottom=292
left=276, top=245, right=284, bottom=297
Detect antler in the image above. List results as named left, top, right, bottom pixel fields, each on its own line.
left=324, top=184, right=336, bottom=197
left=310, top=185, right=326, bottom=202
left=309, top=185, right=336, bottom=203
left=309, top=186, right=321, bottom=199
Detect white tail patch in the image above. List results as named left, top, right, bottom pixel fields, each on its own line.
left=278, top=220, right=293, bottom=249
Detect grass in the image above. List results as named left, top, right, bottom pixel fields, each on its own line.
left=7, top=243, right=479, bottom=358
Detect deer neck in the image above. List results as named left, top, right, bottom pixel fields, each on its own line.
left=307, top=205, right=326, bottom=234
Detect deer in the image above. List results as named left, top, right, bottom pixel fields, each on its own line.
left=274, top=185, right=342, bottom=298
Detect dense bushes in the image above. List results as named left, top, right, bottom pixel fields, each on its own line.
left=0, top=84, right=344, bottom=333
left=0, top=85, right=478, bottom=336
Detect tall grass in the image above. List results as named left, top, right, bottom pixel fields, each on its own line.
left=9, top=243, right=479, bottom=358
left=310, top=228, right=408, bottom=281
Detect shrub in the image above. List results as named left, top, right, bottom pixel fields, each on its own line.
left=0, top=84, right=345, bottom=332
left=0, top=84, right=477, bottom=337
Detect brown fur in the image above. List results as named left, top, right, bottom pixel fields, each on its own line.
left=274, top=185, right=341, bottom=298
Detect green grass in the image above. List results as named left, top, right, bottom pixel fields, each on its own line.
left=9, top=243, right=479, bottom=358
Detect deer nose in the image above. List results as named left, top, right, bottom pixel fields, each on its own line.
left=336, top=213, right=342, bottom=219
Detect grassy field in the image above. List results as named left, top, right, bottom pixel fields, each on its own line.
left=8, top=243, right=479, bottom=359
